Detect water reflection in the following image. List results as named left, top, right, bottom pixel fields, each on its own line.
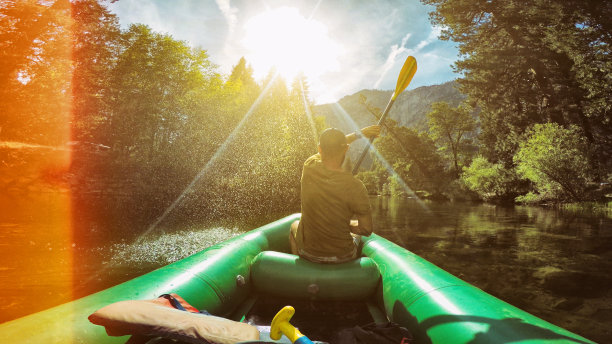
left=371, top=197, right=612, bottom=343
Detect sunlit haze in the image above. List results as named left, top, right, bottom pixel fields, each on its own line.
left=108, top=0, right=460, bottom=104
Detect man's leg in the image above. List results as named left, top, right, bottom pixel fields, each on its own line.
left=289, top=220, right=300, bottom=255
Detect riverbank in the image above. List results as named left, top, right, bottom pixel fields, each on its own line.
left=559, top=201, right=612, bottom=218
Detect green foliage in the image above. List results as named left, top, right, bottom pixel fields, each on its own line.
left=357, top=170, right=382, bottom=195
left=0, top=0, right=324, bottom=228
left=515, top=192, right=546, bottom=205
left=227, top=57, right=258, bottom=91
left=0, top=0, right=73, bottom=145
left=427, top=101, right=476, bottom=176
left=462, top=156, right=525, bottom=202
left=387, top=174, right=411, bottom=198
left=109, top=24, right=217, bottom=159
left=364, top=120, right=449, bottom=197
left=422, top=0, right=611, bottom=173
left=514, top=123, right=591, bottom=202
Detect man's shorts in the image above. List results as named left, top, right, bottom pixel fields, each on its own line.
left=291, top=224, right=361, bottom=264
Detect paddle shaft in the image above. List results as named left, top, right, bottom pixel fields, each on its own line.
left=351, top=96, right=396, bottom=175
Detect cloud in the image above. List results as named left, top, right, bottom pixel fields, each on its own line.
left=409, top=25, right=442, bottom=54
left=374, top=33, right=412, bottom=88
left=215, top=0, right=238, bottom=37
left=368, top=24, right=457, bottom=97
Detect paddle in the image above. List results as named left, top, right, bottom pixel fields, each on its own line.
left=351, top=56, right=417, bottom=175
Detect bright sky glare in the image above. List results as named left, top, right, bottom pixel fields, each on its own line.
left=242, top=7, right=342, bottom=82
left=108, top=0, right=459, bottom=104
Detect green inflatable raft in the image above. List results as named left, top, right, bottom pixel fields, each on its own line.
left=0, top=214, right=595, bottom=343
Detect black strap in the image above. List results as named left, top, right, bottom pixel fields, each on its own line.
left=159, top=294, right=187, bottom=312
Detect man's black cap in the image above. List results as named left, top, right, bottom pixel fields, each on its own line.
left=319, top=128, right=347, bottom=154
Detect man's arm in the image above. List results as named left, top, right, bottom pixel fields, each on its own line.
left=346, top=125, right=381, bottom=144
left=350, top=214, right=373, bottom=236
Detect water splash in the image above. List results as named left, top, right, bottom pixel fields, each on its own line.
left=135, top=71, right=282, bottom=243
left=109, top=226, right=242, bottom=267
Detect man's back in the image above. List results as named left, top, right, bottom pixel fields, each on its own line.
left=296, top=154, right=370, bottom=259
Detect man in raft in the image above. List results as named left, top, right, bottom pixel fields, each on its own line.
left=290, top=126, right=381, bottom=263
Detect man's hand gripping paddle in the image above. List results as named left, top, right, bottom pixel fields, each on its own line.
left=351, top=56, right=417, bottom=175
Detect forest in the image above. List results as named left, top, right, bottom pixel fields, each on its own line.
left=1, top=0, right=322, bottom=234
left=359, top=0, right=611, bottom=205
left=1, top=0, right=610, bottom=236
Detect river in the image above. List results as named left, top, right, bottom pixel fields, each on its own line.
left=0, top=193, right=610, bottom=342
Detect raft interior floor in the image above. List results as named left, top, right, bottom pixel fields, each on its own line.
left=244, top=295, right=382, bottom=343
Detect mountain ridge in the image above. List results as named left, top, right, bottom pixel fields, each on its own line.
left=314, top=80, right=465, bottom=131
left=312, top=80, right=465, bottom=169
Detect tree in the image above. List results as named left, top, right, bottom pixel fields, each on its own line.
left=71, top=0, right=121, bottom=143
left=108, top=24, right=216, bottom=160
left=367, top=120, right=448, bottom=197
left=422, top=0, right=611, bottom=172
left=0, top=0, right=72, bottom=145
left=514, top=123, right=591, bottom=201
left=227, top=57, right=257, bottom=90
left=427, top=101, right=476, bottom=177
left=462, top=156, right=526, bottom=202
left=0, top=0, right=120, bottom=145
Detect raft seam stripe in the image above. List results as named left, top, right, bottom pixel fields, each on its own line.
left=163, top=267, right=227, bottom=302
left=402, top=284, right=478, bottom=309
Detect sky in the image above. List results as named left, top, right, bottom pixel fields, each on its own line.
left=107, top=0, right=459, bottom=104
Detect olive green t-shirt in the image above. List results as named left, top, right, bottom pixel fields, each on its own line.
left=295, top=154, right=371, bottom=258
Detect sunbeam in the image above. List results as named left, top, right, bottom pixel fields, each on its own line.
left=298, top=79, right=319, bottom=147
left=135, top=71, right=282, bottom=243
left=331, top=102, right=431, bottom=213
left=77, top=73, right=284, bottom=287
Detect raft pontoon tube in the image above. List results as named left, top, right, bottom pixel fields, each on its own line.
left=0, top=214, right=594, bottom=343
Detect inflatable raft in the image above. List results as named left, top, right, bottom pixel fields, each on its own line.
left=0, top=214, right=594, bottom=343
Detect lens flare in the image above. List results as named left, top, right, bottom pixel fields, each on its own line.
left=0, top=0, right=75, bottom=322
left=298, top=79, right=319, bottom=147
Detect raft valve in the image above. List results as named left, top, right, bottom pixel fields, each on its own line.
left=270, top=306, right=314, bottom=344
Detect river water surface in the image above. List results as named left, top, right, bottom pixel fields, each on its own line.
left=1, top=193, right=611, bottom=342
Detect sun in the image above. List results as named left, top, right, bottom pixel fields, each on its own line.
left=241, top=7, right=342, bottom=82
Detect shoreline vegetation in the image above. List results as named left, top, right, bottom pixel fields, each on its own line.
left=1, top=0, right=610, bottom=225
left=351, top=1, right=611, bottom=206
left=0, top=0, right=609, bottom=255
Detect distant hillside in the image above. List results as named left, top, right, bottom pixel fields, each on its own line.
left=313, top=80, right=465, bottom=169
left=314, top=80, right=464, bottom=131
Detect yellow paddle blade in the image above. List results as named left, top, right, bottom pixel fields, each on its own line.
left=392, top=56, right=417, bottom=100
